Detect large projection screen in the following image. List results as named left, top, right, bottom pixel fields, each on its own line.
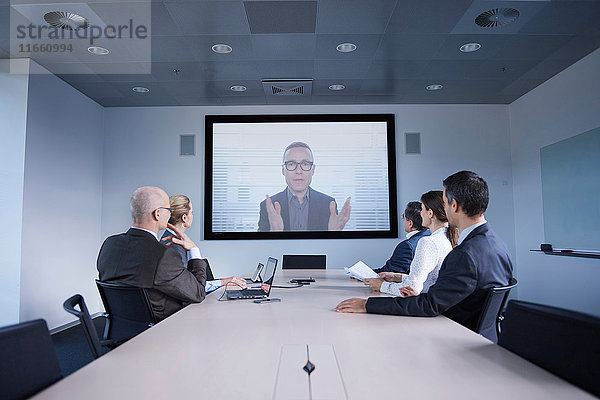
left=204, top=114, right=398, bottom=240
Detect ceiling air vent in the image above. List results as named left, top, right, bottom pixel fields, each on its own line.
left=262, top=79, right=313, bottom=97
left=475, top=8, right=519, bottom=28
left=44, top=11, right=89, bottom=30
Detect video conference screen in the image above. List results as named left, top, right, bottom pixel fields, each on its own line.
left=204, top=114, right=398, bottom=240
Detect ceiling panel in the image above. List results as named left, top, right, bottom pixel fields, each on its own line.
left=250, top=34, right=316, bottom=60
left=374, top=34, right=449, bottom=60
left=311, top=79, right=363, bottom=95
left=315, top=34, right=382, bottom=60
left=315, top=0, right=397, bottom=34
left=244, top=1, right=317, bottom=34
left=251, top=59, right=314, bottom=80
left=519, top=0, right=600, bottom=35
left=165, top=1, right=250, bottom=35
left=314, top=59, right=372, bottom=79
left=386, top=0, right=474, bottom=34
left=206, top=79, right=264, bottom=97
left=367, top=60, right=430, bottom=80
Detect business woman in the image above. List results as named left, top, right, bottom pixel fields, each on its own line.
left=162, top=195, right=247, bottom=291
left=365, top=190, right=457, bottom=296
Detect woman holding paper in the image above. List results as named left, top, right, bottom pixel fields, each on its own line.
left=364, top=190, right=457, bottom=296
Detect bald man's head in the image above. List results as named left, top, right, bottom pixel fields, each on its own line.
left=130, top=186, right=169, bottom=224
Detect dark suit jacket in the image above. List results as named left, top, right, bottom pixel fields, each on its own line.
left=374, top=229, right=430, bottom=274
left=258, top=187, right=335, bottom=231
left=160, top=230, right=215, bottom=281
left=97, top=228, right=207, bottom=321
left=366, top=223, right=513, bottom=334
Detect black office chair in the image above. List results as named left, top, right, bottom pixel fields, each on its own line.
left=0, top=319, right=62, bottom=400
left=474, top=278, right=517, bottom=343
left=499, top=300, right=600, bottom=397
left=282, top=254, right=326, bottom=269
left=63, top=294, right=119, bottom=359
left=95, top=280, right=157, bottom=342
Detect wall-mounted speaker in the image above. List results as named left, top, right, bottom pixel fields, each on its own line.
left=405, top=132, right=421, bottom=154
left=180, top=134, right=195, bottom=156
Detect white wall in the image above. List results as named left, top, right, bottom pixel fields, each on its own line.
left=509, top=48, right=600, bottom=316
left=0, top=59, right=29, bottom=327
left=102, top=104, right=515, bottom=279
left=19, top=61, right=105, bottom=328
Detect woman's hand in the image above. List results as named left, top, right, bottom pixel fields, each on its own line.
left=363, top=278, right=384, bottom=291
left=399, top=286, right=419, bottom=297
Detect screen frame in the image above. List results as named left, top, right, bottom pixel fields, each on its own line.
left=204, top=113, right=398, bottom=240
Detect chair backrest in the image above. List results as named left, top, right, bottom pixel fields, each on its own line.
left=474, top=278, right=517, bottom=342
left=499, top=300, right=600, bottom=397
left=63, top=294, right=103, bottom=359
left=0, top=319, right=62, bottom=400
left=95, top=280, right=157, bottom=341
left=282, top=254, right=326, bottom=269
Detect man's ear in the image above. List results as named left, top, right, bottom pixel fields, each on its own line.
left=281, top=166, right=285, bottom=176
left=406, top=219, right=414, bottom=229
left=451, top=198, right=460, bottom=213
left=311, top=164, right=316, bottom=176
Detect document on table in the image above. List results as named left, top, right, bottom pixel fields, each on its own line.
left=344, top=261, right=379, bottom=281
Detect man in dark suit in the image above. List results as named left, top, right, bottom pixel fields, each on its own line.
left=335, top=171, right=513, bottom=336
left=258, top=142, right=351, bottom=232
left=97, top=186, right=208, bottom=321
left=374, top=201, right=430, bottom=274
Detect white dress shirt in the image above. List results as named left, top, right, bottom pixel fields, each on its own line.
left=380, top=227, right=453, bottom=296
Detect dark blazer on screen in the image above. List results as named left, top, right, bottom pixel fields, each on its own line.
left=366, top=223, right=513, bottom=333
left=374, top=229, right=431, bottom=274
left=97, top=228, right=208, bottom=321
left=258, top=186, right=335, bottom=232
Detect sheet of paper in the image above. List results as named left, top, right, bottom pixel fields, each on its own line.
left=345, top=261, right=379, bottom=281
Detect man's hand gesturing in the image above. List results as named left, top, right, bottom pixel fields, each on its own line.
left=328, top=197, right=351, bottom=231
left=265, top=195, right=284, bottom=232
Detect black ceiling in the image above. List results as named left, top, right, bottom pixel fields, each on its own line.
left=1, top=0, right=600, bottom=107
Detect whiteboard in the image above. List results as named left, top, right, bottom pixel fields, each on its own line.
left=540, top=127, right=600, bottom=251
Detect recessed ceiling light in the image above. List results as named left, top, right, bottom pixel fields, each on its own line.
left=426, top=84, right=443, bottom=91
left=460, top=42, right=481, bottom=53
left=336, top=43, right=357, bottom=53
left=328, top=84, right=345, bottom=91
left=132, top=86, right=149, bottom=93
left=87, top=46, right=109, bottom=55
left=212, top=44, right=232, bottom=54
left=230, top=85, right=247, bottom=92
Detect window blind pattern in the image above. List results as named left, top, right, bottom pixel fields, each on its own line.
left=212, top=123, right=391, bottom=232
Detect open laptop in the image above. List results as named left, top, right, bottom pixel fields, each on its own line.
left=245, top=263, right=264, bottom=284
left=226, top=257, right=278, bottom=300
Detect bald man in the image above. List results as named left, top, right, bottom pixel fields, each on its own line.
left=97, top=186, right=208, bottom=321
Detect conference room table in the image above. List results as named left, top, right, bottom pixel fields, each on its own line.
left=33, top=269, right=594, bottom=399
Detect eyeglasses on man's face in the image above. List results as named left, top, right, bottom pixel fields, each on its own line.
left=283, top=160, right=314, bottom=171
left=154, top=207, right=174, bottom=214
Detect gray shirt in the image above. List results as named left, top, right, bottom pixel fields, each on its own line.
left=287, top=187, right=310, bottom=230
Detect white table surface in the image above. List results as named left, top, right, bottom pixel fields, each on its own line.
left=33, top=269, right=595, bottom=399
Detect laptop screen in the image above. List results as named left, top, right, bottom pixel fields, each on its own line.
left=261, top=257, right=278, bottom=295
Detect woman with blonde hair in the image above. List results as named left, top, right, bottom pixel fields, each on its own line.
left=162, top=195, right=246, bottom=292
left=364, top=190, right=457, bottom=297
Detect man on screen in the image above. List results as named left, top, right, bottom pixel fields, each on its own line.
left=258, top=142, right=351, bottom=232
